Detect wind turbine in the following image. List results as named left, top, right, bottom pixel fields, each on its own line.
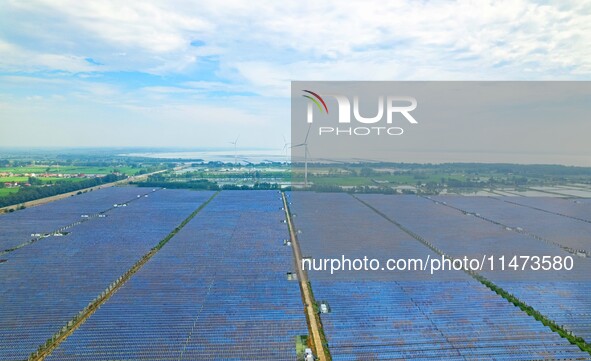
left=229, top=135, right=239, bottom=167
left=291, top=125, right=311, bottom=187
left=282, top=135, right=291, bottom=165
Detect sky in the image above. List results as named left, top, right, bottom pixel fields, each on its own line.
left=0, top=0, right=590, bottom=154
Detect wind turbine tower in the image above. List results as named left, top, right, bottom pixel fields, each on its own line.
left=282, top=135, right=291, bottom=165
left=291, top=125, right=311, bottom=187
left=230, top=135, right=239, bottom=167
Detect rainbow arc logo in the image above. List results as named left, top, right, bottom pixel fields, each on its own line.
left=302, top=90, right=328, bottom=114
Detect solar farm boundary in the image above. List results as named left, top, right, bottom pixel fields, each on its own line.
left=351, top=194, right=591, bottom=356
left=0, top=188, right=161, bottom=256
left=282, top=192, right=331, bottom=361
left=27, top=191, right=219, bottom=361
left=0, top=166, right=186, bottom=214
left=421, top=195, right=590, bottom=257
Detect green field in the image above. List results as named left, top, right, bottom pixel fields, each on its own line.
left=0, top=188, right=19, bottom=196
left=307, top=176, right=374, bottom=186
left=0, top=176, right=29, bottom=183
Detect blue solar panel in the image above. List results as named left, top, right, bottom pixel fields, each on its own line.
left=494, top=196, right=591, bottom=223
left=0, top=189, right=214, bottom=361
left=0, top=186, right=156, bottom=251
left=4, top=190, right=589, bottom=360
left=289, top=192, right=591, bottom=360
left=46, top=191, right=307, bottom=360
left=431, top=195, right=591, bottom=253
left=358, top=194, right=591, bottom=346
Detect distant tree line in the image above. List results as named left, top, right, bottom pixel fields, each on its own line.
left=301, top=162, right=591, bottom=177
left=0, top=174, right=125, bottom=208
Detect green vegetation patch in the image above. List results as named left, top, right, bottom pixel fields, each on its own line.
left=295, top=335, right=309, bottom=360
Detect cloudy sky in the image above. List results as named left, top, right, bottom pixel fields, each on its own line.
left=0, top=0, right=590, bottom=152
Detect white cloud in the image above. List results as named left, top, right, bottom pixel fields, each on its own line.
left=220, top=0, right=591, bottom=94
left=0, top=0, right=590, bottom=148
left=1, top=0, right=590, bottom=79
left=0, top=39, right=97, bottom=73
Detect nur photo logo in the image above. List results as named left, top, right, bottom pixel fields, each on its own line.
left=302, top=89, right=418, bottom=136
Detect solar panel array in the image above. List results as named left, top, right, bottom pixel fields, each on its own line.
left=497, top=196, right=591, bottom=223
left=0, top=189, right=214, bottom=361
left=2, top=188, right=590, bottom=360
left=290, top=192, right=591, bottom=360
left=359, top=194, right=591, bottom=344
left=431, top=195, right=591, bottom=253
left=423, top=195, right=591, bottom=341
left=46, top=191, right=307, bottom=360
left=359, top=195, right=588, bottom=272
left=315, top=280, right=587, bottom=361
left=426, top=197, right=591, bottom=340
left=0, top=186, right=155, bottom=251
left=495, top=280, right=591, bottom=341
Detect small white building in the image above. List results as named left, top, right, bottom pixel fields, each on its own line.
left=304, top=348, right=314, bottom=361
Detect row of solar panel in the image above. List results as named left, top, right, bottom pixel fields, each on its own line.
left=431, top=195, right=591, bottom=253
left=492, top=195, right=591, bottom=223
left=4, top=188, right=588, bottom=360
left=289, top=192, right=591, bottom=360
left=0, top=186, right=157, bottom=251
left=0, top=189, right=214, bottom=361
left=366, top=194, right=591, bottom=341
left=46, top=191, right=308, bottom=360
left=497, top=280, right=591, bottom=341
